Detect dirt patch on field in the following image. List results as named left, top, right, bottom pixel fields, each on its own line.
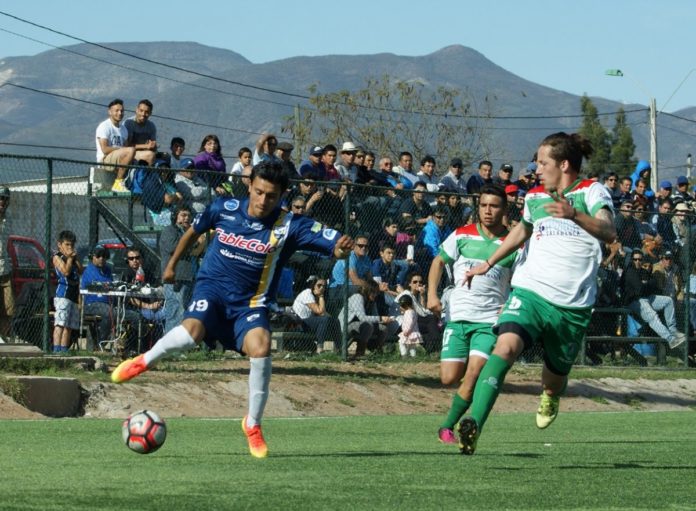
left=1, top=359, right=695, bottom=419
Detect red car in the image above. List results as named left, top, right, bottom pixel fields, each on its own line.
left=7, top=235, right=56, bottom=300
left=6, top=235, right=58, bottom=346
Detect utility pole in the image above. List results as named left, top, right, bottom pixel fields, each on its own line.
left=687, top=153, right=692, bottom=180
left=648, top=98, right=658, bottom=191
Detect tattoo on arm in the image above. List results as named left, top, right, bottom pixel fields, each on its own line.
left=594, top=207, right=617, bottom=243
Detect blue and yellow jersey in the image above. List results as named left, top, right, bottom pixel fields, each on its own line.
left=192, top=197, right=339, bottom=308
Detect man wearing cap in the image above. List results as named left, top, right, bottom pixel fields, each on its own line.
left=674, top=176, right=693, bottom=203
left=275, top=141, right=298, bottom=177
left=652, top=250, right=683, bottom=303
left=658, top=180, right=673, bottom=202
left=514, top=163, right=537, bottom=192
left=504, top=184, right=522, bottom=225
left=96, top=98, right=136, bottom=192
left=0, top=186, right=13, bottom=338
left=299, top=146, right=326, bottom=180
left=81, top=246, right=141, bottom=351
left=493, top=163, right=514, bottom=188
left=439, top=158, right=467, bottom=194
left=466, top=160, right=493, bottom=195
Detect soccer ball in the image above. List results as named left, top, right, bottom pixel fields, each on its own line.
left=122, top=410, right=167, bottom=454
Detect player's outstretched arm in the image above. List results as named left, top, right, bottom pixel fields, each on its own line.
left=333, top=235, right=354, bottom=259
left=464, top=220, right=531, bottom=288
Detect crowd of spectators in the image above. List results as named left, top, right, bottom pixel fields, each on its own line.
left=3, top=98, right=689, bottom=360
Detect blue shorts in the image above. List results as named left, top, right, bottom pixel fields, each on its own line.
left=183, top=279, right=270, bottom=353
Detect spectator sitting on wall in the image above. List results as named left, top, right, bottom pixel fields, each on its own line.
left=124, top=99, right=157, bottom=166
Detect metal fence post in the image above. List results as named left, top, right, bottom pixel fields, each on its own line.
left=684, top=221, right=691, bottom=367
left=42, top=158, right=53, bottom=353
left=341, top=185, right=352, bottom=361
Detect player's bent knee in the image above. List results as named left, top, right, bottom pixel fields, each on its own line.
left=181, top=318, right=205, bottom=344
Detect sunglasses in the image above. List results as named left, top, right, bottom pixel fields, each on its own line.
left=292, top=204, right=305, bottom=209
left=355, top=244, right=368, bottom=248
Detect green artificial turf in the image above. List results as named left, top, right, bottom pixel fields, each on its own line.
left=0, top=411, right=694, bottom=510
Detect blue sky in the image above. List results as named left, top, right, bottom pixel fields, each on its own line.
left=0, top=0, right=694, bottom=113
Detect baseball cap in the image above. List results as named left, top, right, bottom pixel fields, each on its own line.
left=0, top=185, right=10, bottom=198
left=677, top=175, right=689, bottom=185
left=179, top=158, right=195, bottom=170
left=524, top=162, right=537, bottom=176
left=675, top=202, right=692, bottom=212
left=659, top=180, right=672, bottom=190
left=310, top=145, right=324, bottom=156
left=92, top=245, right=110, bottom=259
left=662, top=250, right=674, bottom=258
left=500, top=163, right=513, bottom=172
left=450, top=158, right=463, bottom=168
left=505, top=184, right=519, bottom=195
left=277, top=142, right=294, bottom=152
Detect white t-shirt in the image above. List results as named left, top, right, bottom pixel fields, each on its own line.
left=292, top=288, right=316, bottom=320
left=95, top=119, right=128, bottom=162
left=511, top=179, right=613, bottom=308
left=229, top=161, right=244, bottom=176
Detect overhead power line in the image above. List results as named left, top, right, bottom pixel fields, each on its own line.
left=0, top=26, right=298, bottom=110
left=0, top=10, right=648, bottom=121
left=1, top=82, right=268, bottom=136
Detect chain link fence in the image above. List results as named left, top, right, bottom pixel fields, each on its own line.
left=1, top=154, right=693, bottom=367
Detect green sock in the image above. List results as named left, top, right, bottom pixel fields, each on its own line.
left=441, top=393, right=470, bottom=429
left=470, top=354, right=511, bottom=431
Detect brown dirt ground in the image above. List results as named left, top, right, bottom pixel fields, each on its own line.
left=3, top=359, right=695, bottom=420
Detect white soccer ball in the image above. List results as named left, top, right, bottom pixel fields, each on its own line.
left=122, top=409, right=167, bottom=454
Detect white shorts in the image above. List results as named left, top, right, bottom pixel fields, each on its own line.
left=53, top=297, right=80, bottom=330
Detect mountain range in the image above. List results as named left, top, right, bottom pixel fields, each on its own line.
left=1, top=42, right=695, bottom=181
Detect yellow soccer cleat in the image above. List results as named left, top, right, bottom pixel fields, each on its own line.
left=241, top=415, right=268, bottom=458
left=111, top=354, right=148, bottom=383
left=536, top=392, right=560, bottom=429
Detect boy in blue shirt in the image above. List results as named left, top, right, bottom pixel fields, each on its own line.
left=52, top=230, right=83, bottom=353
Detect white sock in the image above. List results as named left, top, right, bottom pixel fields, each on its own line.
left=143, top=325, right=197, bottom=366
left=409, top=348, right=417, bottom=357
left=247, top=357, right=272, bottom=427
left=399, top=343, right=408, bottom=356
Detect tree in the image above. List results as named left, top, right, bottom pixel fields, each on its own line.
left=609, top=107, right=637, bottom=175
left=578, top=95, right=611, bottom=177
left=282, top=75, right=496, bottom=172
